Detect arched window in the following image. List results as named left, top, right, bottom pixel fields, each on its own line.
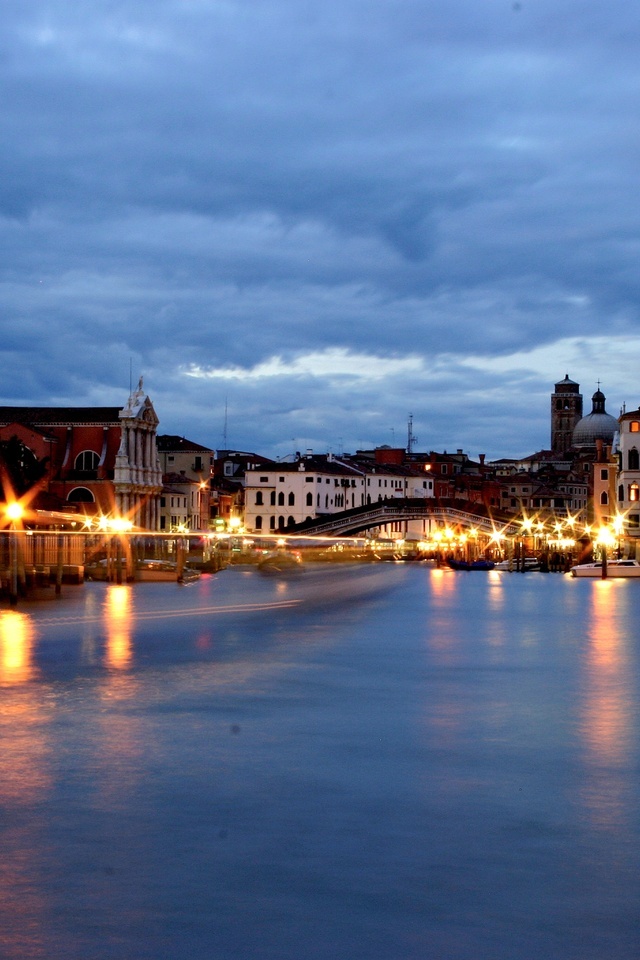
left=67, top=487, right=95, bottom=503
left=288, top=492, right=295, bottom=506
left=270, top=491, right=276, bottom=505
left=600, top=491, right=608, bottom=505
left=269, top=517, right=276, bottom=530
left=74, top=450, right=99, bottom=473
left=277, top=491, right=285, bottom=506
left=306, top=492, right=313, bottom=506
left=255, top=491, right=263, bottom=505
left=629, top=448, right=639, bottom=470
left=255, top=516, right=263, bottom=529
left=278, top=516, right=285, bottom=529
left=287, top=516, right=295, bottom=527
left=619, top=484, right=625, bottom=502
left=630, top=483, right=639, bottom=502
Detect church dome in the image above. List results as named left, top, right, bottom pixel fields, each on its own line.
left=572, top=387, right=618, bottom=448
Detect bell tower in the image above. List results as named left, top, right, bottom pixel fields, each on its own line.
left=551, top=375, right=583, bottom=453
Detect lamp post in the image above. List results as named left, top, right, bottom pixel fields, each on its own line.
left=5, top=502, right=24, bottom=605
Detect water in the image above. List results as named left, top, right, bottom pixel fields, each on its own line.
left=1, top=564, right=639, bottom=959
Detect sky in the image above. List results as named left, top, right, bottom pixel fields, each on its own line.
left=2, top=0, right=640, bottom=462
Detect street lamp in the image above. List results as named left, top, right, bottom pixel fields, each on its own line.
left=4, top=502, right=24, bottom=605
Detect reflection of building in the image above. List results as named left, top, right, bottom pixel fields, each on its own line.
left=0, top=380, right=162, bottom=528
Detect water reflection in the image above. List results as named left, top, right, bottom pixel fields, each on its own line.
left=579, top=581, right=635, bottom=828
left=0, top=611, right=36, bottom=686
left=104, top=585, right=133, bottom=671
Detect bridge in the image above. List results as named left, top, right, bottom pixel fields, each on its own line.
left=285, top=498, right=520, bottom=539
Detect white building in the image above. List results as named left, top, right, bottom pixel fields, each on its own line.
left=617, top=408, right=640, bottom=548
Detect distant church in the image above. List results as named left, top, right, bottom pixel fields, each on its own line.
left=550, top=375, right=618, bottom=455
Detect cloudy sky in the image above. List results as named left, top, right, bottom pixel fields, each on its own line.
left=2, top=1, right=640, bottom=461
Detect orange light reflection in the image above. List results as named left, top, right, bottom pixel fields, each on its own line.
left=104, top=585, right=133, bottom=670
left=0, top=611, right=36, bottom=686
left=579, top=581, right=634, bottom=828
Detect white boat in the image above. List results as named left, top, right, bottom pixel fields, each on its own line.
left=570, top=559, right=640, bottom=578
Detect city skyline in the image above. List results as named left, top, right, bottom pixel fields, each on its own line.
left=2, top=2, right=640, bottom=460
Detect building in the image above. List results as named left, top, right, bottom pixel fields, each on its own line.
left=616, top=407, right=640, bottom=548
left=551, top=375, right=583, bottom=453
left=156, top=435, right=214, bottom=531
left=0, top=380, right=163, bottom=529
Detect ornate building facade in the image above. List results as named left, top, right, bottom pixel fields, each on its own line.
left=0, top=380, right=163, bottom=529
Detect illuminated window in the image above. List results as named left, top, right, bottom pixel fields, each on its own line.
left=630, top=484, right=639, bottom=502
left=630, top=421, right=640, bottom=432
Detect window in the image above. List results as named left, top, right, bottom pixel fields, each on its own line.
left=74, top=450, right=99, bottom=472
left=619, top=485, right=624, bottom=502
left=255, top=492, right=263, bottom=505
left=305, top=477, right=314, bottom=483
left=269, top=517, right=275, bottom=530
left=288, top=492, right=295, bottom=506
left=260, top=476, right=268, bottom=482
left=600, top=491, right=609, bottom=505
left=600, top=469, right=608, bottom=480
left=306, top=492, right=313, bottom=506
left=194, top=457, right=202, bottom=471
left=279, top=476, right=285, bottom=482
left=629, top=449, right=640, bottom=470
left=277, top=492, right=285, bottom=506
left=67, top=487, right=94, bottom=503
left=630, top=484, right=639, bottom=502
left=255, top=516, right=263, bottom=530
left=631, top=421, right=640, bottom=433
left=270, top=491, right=276, bottom=505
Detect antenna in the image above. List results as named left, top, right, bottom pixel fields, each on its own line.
left=129, top=358, right=133, bottom=395
left=222, top=397, right=228, bottom=449
left=407, top=413, right=418, bottom=454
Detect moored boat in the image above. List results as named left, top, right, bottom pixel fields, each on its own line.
left=570, top=559, right=640, bottom=578
left=447, top=558, right=495, bottom=571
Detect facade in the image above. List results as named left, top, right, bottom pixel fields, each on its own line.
left=616, top=408, right=640, bottom=546
left=0, top=380, right=163, bottom=529
left=244, top=455, right=366, bottom=533
left=156, top=435, right=214, bottom=531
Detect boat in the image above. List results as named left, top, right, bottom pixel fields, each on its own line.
left=257, top=550, right=304, bottom=576
left=494, top=557, right=540, bottom=571
left=84, top=558, right=200, bottom=583
left=135, top=559, right=201, bottom=582
left=570, top=559, right=640, bottom=578
left=447, top=558, right=495, bottom=571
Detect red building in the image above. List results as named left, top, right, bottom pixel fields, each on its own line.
left=0, top=380, right=163, bottom=529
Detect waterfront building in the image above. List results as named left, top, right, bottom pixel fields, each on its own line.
left=616, top=406, right=640, bottom=549
left=0, top=380, right=162, bottom=528
left=156, top=435, right=214, bottom=531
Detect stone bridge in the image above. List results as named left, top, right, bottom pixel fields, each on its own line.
left=285, top=498, right=519, bottom=538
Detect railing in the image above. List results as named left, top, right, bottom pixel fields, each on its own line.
left=286, top=499, right=520, bottom=537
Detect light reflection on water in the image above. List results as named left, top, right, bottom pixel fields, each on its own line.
left=0, top=565, right=638, bottom=960
left=579, top=580, right=636, bottom=830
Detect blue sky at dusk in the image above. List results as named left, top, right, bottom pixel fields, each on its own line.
left=2, top=0, right=640, bottom=460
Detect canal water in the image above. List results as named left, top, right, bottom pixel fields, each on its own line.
left=0, top=564, right=639, bottom=960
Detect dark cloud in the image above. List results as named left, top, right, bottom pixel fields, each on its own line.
left=1, top=1, right=639, bottom=459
